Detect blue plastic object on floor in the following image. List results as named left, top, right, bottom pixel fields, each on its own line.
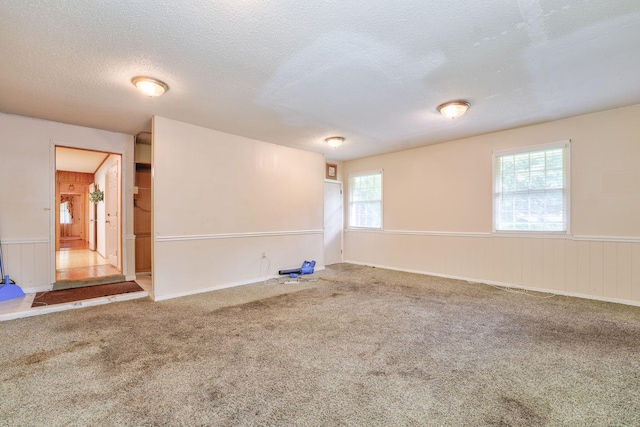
left=300, top=260, right=316, bottom=275
left=278, top=260, right=316, bottom=276
left=0, top=275, right=25, bottom=302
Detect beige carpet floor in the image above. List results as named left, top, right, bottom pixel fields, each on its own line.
left=1, top=264, right=639, bottom=426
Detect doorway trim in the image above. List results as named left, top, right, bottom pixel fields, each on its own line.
left=49, top=139, right=134, bottom=285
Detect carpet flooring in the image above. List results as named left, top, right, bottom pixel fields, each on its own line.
left=2, top=264, right=639, bottom=426
left=32, top=281, right=144, bottom=307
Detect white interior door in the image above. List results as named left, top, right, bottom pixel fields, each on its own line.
left=88, top=183, right=97, bottom=251
left=324, top=180, right=343, bottom=265
left=105, top=164, right=119, bottom=268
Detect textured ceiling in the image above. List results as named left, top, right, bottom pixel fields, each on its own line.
left=1, top=1, right=639, bottom=160
left=56, top=147, right=109, bottom=173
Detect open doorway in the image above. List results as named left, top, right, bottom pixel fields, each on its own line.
left=54, top=147, right=124, bottom=288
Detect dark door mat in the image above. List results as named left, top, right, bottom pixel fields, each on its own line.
left=32, top=281, right=145, bottom=307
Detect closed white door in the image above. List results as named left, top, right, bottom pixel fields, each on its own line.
left=88, top=184, right=97, bottom=251
left=324, top=181, right=343, bottom=265
left=105, top=164, right=119, bottom=268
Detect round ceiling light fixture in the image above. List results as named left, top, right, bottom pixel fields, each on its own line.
left=132, top=76, right=169, bottom=97
left=325, top=136, right=344, bottom=148
left=437, top=100, right=470, bottom=119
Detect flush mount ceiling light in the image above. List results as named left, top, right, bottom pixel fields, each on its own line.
left=132, top=76, right=169, bottom=97
left=325, top=136, right=344, bottom=148
left=437, top=100, right=470, bottom=119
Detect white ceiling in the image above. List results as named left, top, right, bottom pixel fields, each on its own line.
left=56, top=147, right=108, bottom=173
left=1, top=1, right=639, bottom=161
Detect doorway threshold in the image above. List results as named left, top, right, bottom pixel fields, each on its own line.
left=0, top=287, right=148, bottom=322
left=53, top=274, right=126, bottom=290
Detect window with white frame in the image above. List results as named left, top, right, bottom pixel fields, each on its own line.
left=493, top=141, right=570, bottom=232
left=348, top=170, right=382, bottom=229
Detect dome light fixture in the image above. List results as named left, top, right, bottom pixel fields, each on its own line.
left=132, top=76, right=169, bottom=97
left=437, top=100, right=470, bottom=119
left=325, top=136, right=344, bottom=148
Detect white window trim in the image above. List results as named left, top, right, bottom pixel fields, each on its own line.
left=347, top=169, right=383, bottom=230
left=492, top=140, right=571, bottom=235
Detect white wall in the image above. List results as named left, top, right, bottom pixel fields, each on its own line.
left=0, top=113, right=135, bottom=291
left=343, top=105, right=640, bottom=306
left=152, top=116, right=325, bottom=300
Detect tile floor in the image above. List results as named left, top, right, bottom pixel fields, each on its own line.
left=56, top=249, right=121, bottom=281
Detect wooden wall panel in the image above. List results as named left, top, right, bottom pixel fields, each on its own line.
left=553, top=240, right=566, bottom=292
left=134, top=168, right=152, bottom=273
left=632, top=243, right=640, bottom=302
left=0, top=242, right=51, bottom=291
left=603, top=242, right=618, bottom=299
left=19, top=244, right=35, bottom=288
left=542, top=239, right=555, bottom=290
left=135, top=235, right=151, bottom=273
left=530, top=239, right=544, bottom=288
left=564, top=239, right=578, bottom=293
left=34, top=243, right=50, bottom=287
left=576, top=241, right=590, bottom=295
left=589, top=242, right=604, bottom=297
left=501, top=238, right=513, bottom=285
left=520, top=238, right=533, bottom=287
left=344, top=232, right=640, bottom=305
left=617, top=243, right=632, bottom=300
left=511, top=238, right=523, bottom=286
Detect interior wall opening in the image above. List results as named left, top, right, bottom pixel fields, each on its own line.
left=55, top=146, right=123, bottom=288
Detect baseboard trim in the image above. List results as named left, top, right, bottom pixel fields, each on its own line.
left=22, top=285, right=53, bottom=293
left=343, top=260, right=640, bottom=308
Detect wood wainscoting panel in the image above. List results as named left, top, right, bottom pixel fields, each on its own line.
left=134, top=166, right=152, bottom=272
left=135, top=235, right=151, bottom=272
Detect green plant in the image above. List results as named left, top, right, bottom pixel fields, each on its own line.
left=89, top=189, right=104, bottom=203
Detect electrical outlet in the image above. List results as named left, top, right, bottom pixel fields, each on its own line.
left=261, top=252, right=266, bottom=258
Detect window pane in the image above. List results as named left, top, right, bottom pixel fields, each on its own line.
left=501, top=156, right=514, bottom=174
left=514, top=154, right=529, bottom=172
left=530, top=171, right=545, bottom=189
left=530, top=152, right=545, bottom=171
left=546, top=169, right=563, bottom=189
left=515, top=172, right=529, bottom=191
left=502, top=172, right=515, bottom=191
left=494, top=145, right=568, bottom=232
left=349, top=172, right=382, bottom=228
left=546, top=149, right=563, bottom=169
